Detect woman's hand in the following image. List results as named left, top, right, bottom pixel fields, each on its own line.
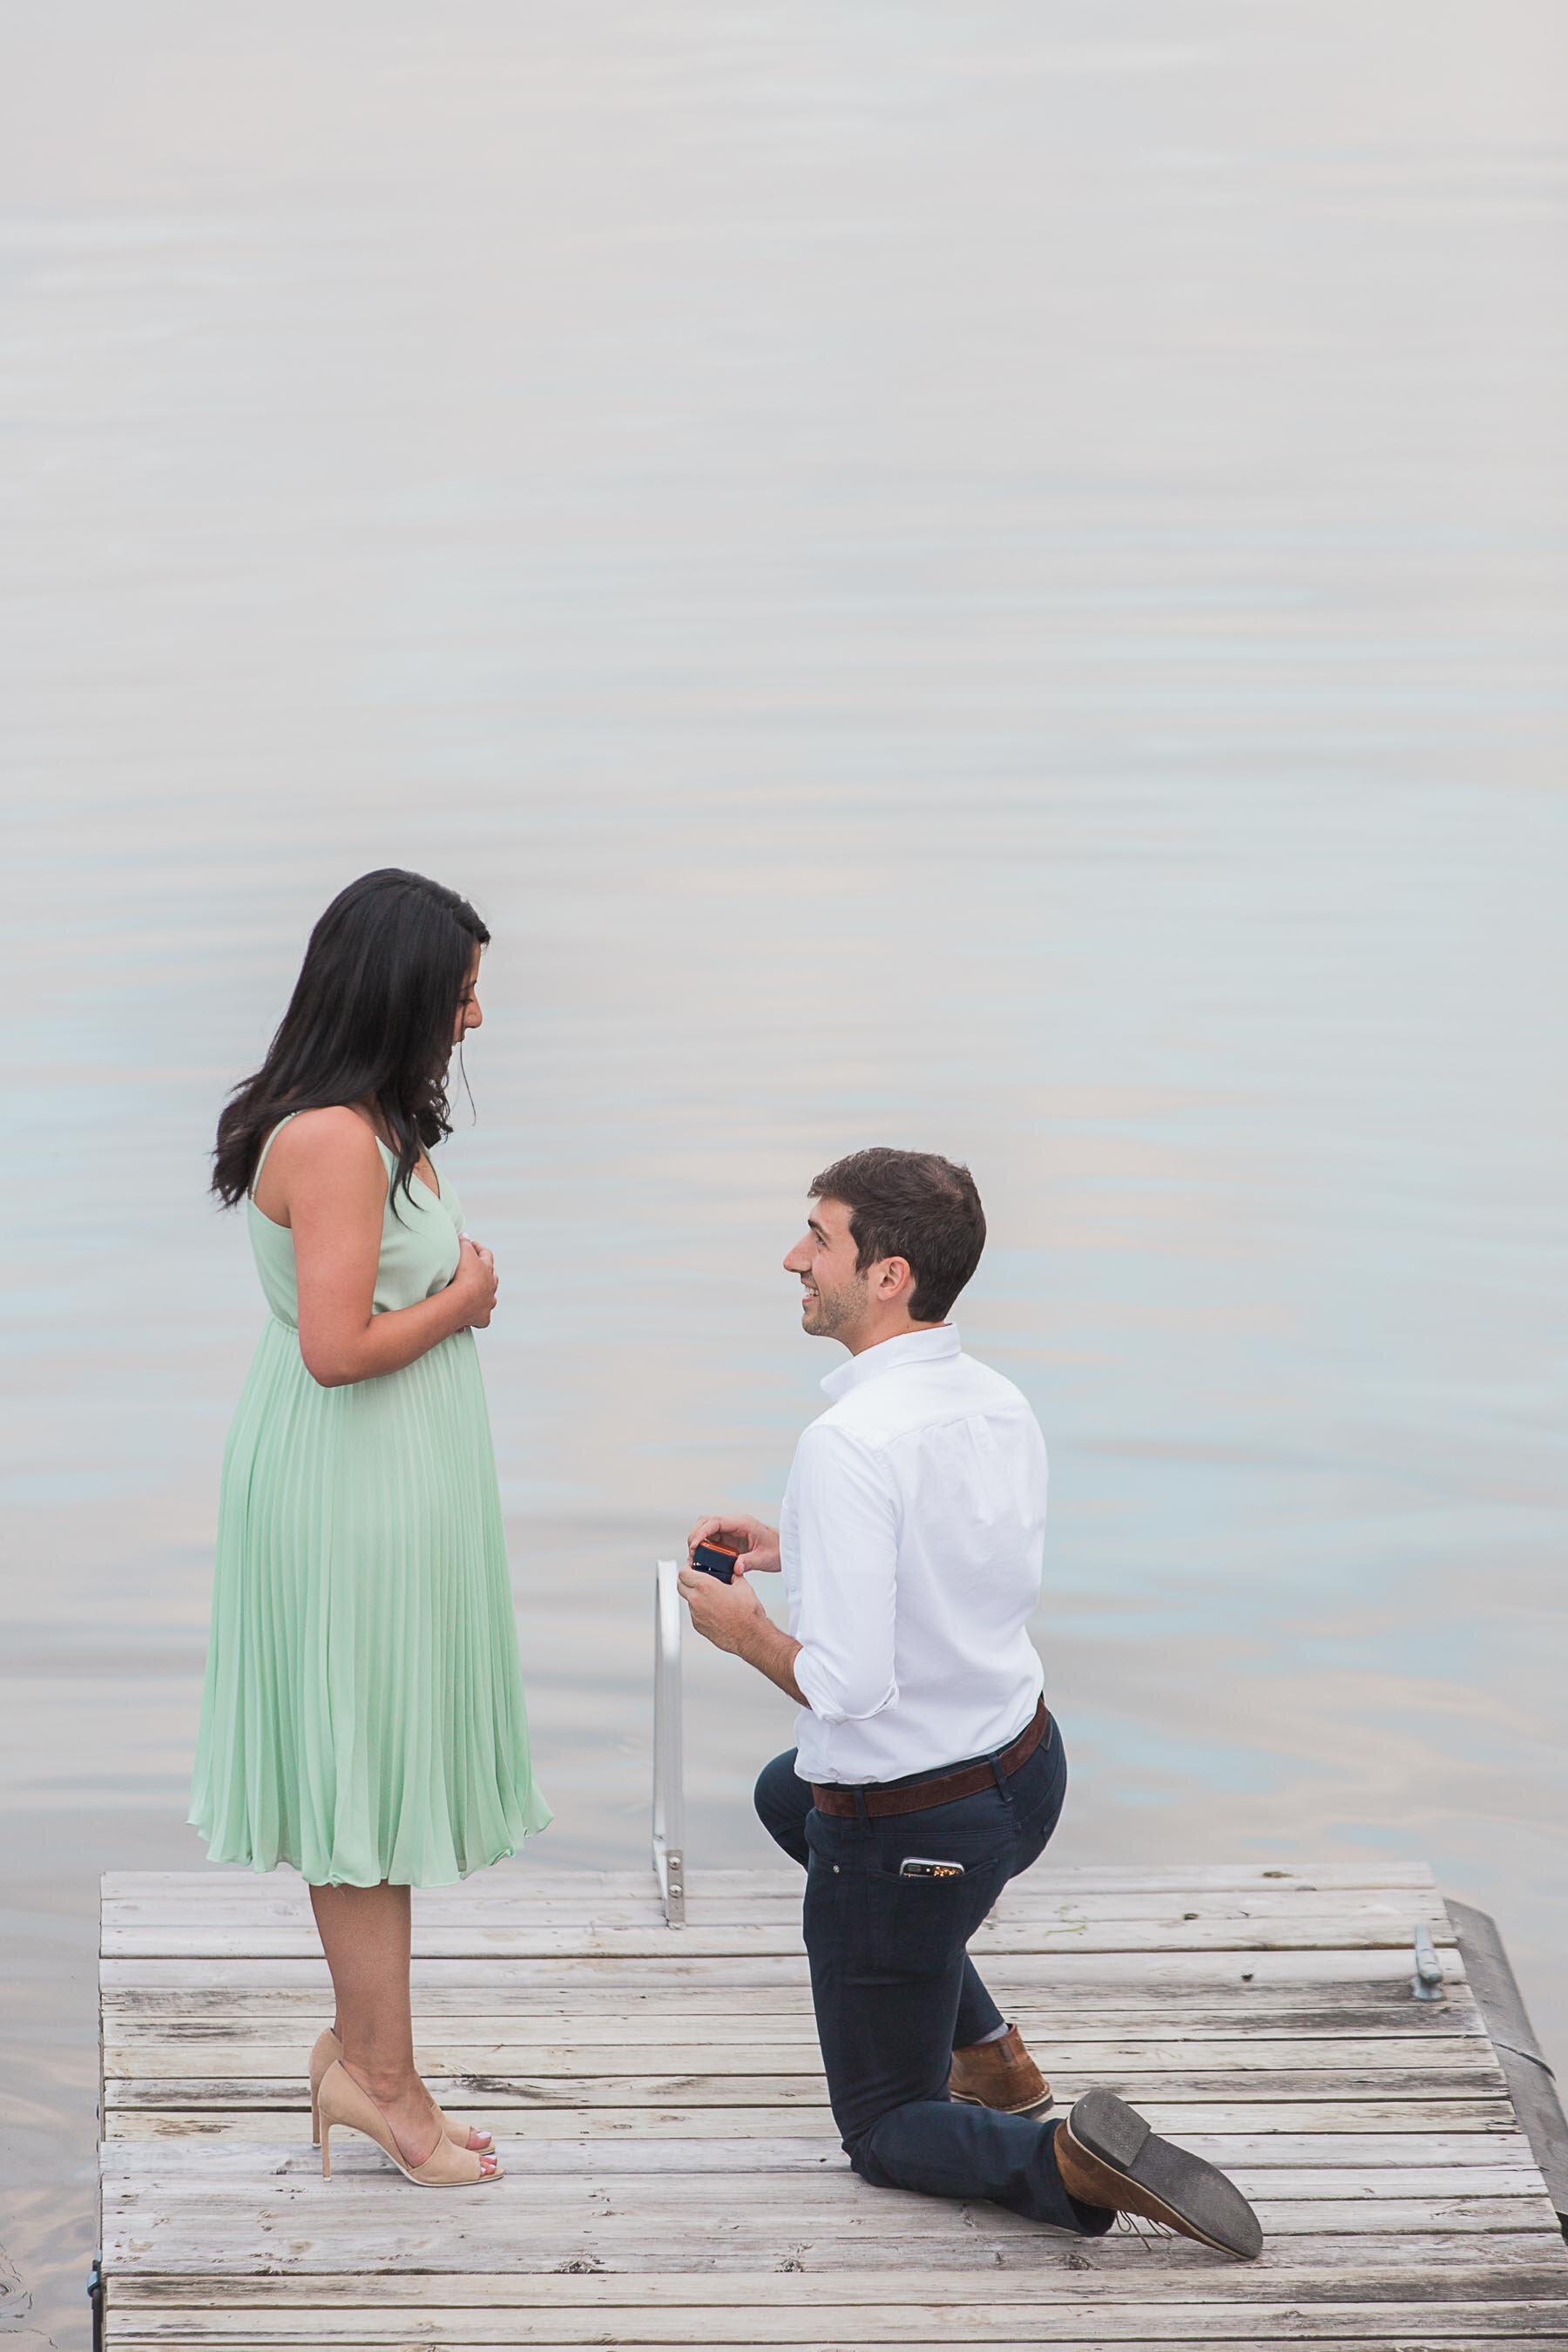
left=686, top=1511, right=781, bottom=1576
left=449, top=1235, right=498, bottom=1328
left=280, top=1109, right=500, bottom=1384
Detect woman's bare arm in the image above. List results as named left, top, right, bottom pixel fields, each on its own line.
left=260, top=1108, right=494, bottom=1387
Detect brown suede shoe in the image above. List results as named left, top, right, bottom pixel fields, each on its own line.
left=948, top=2023, right=1053, bottom=2117
left=1053, top=2088, right=1264, bottom=2259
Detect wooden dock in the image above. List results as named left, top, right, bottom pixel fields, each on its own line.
left=98, top=1860, right=1568, bottom=2349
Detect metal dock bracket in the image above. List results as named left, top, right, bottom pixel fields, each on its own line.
left=1411, top=1920, right=1444, bottom=2000
left=652, top=1558, right=686, bottom=1926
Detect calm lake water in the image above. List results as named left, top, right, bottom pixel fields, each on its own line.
left=3, top=5, right=1566, bottom=2341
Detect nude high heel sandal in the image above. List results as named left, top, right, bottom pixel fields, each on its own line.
left=308, top=2027, right=491, bottom=2152
left=316, top=2058, right=503, bottom=2186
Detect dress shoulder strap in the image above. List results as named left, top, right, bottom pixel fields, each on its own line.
left=247, top=1109, right=304, bottom=1201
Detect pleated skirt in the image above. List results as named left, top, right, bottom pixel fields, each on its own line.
left=188, top=1316, right=551, bottom=1886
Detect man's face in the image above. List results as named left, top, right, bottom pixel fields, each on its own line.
left=783, top=1196, right=868, bottom=1340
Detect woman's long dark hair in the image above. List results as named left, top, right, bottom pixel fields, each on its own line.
left=213, top=868, right=490, bottom=1217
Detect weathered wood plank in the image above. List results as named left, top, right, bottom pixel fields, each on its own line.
left=98, top=1877, right=1455, bottom=1930
left=102, top=1984, right=1487, bottom=2037
left=106, top=2254, right=1568, bottom=2308
left=99, top=2335, right=1568, bottom=2351
left=102, top=2141, right=1551, bottom=2200
left=98, top=2128, right=1541, bottom=2170
left=102, top=2336, right=1568, bottom=2352
left=101, top=1918, right=1461, bottom=1960
left=98, top=2187, right=1566, bottom=2264
left=98, top=2231, right=1568, bottom=2291
left=105, top=2098, right=1527, bottom=2142
left=105, top=2064, right=1511, bottom=2112
left=98, top=2333, right=1568, bottom=2352
left=100, top=1945, right=1466, bottom=1990
left=101, top=2314, right=1568, bottom=2348
left=100, top=1890, right=1455, bottom=1929
left=102, top=2169, right=1561, bottom=2235
left=101, top=2011, right=1491, bottom=2053
left=100, top=1862, right=1440, bottom=1898
left=101, top=2033, right=1502, bottom=2079
left=96, top=1966, right=1479, bottom=2021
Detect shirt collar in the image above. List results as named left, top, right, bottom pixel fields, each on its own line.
left=819, top=1323, right=961, bottom=1402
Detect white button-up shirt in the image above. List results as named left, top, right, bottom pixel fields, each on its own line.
left=781, top=1324, right=1047, bottom=1785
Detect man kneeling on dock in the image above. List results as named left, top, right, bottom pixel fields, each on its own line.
left=680, top=1148, right=1262, bottom=2259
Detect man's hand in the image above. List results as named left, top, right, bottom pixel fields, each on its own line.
left=677, top=1564, right=770, bottom=1654
left=677, top=1564, right=808, bottom=1705
left=686, top=1511, right=781, bottom=1576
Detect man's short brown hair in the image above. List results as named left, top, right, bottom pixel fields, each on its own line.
left=809, top=1147, right=986, bottom=1323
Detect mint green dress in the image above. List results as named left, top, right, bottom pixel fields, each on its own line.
left=188, top=1113, right=551, bottom=1886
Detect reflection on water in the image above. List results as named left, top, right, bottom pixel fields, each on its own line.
left=3, top=3, right=1566, bottom=2339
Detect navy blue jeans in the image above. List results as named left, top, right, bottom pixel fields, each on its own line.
left=754, top=1717, right=1112, bottom=2235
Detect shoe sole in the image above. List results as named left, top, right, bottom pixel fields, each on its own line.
left=1066, top=2089, right=1263, bottom=2260
left=950, top=2087, right=1055, bottom=2118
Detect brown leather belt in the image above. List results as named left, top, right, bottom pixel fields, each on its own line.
left=811, top=1695, right=1051, bottom=1821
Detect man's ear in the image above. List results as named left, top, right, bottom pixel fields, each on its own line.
left=877, top=1255, right=914, bottom=1302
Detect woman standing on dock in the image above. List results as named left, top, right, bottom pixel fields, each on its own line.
left=190, top=868, right=550, bottom=2187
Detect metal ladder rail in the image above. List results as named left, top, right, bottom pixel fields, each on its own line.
left=651, top=1558, right=686, bottom=1926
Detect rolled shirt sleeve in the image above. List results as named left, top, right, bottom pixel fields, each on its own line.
left=788, top=1421, right=900, bottom=1724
